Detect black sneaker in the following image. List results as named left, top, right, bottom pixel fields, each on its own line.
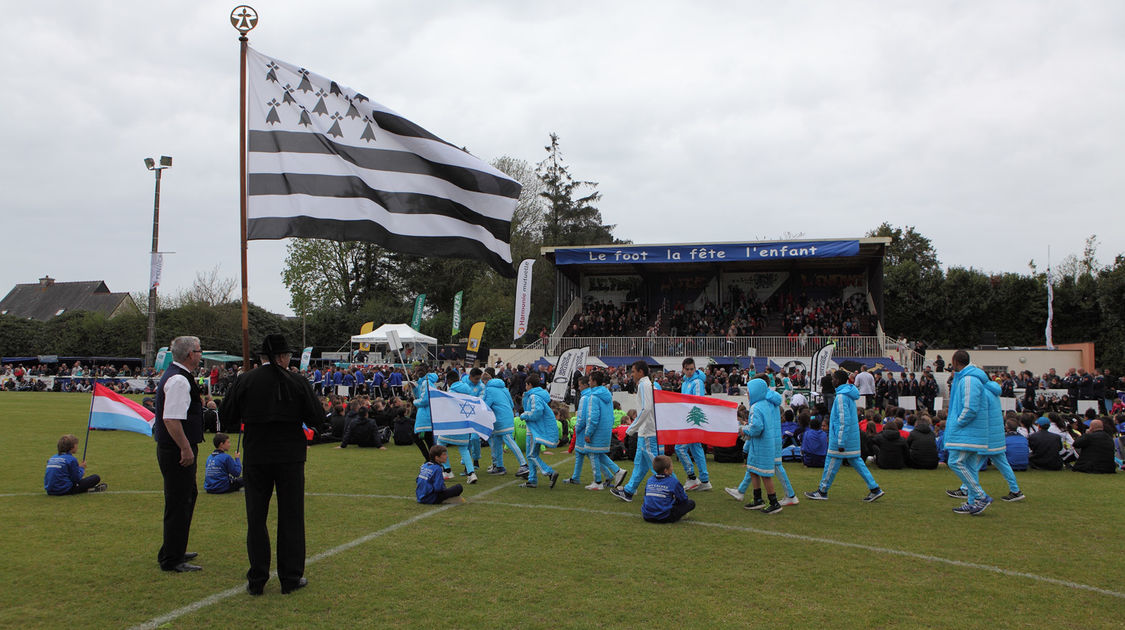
left=515, top=466, right=530, bottom=479
left=863, top=488, right=885, bottom=503
left=761, top=502, right=783, bottom=515
left=518, top=482, right=537, bottom=488
left=562, top=477, right=581, bottom=485
left=1001, top=491, right=1025, bottom=502
left=488, top=467, right=507, bottom=476
left=610, top=487, right=633, bottom=502
left=804, top=490, right=829, bottom=500
left=946, top=488, right=967, bottom=499
left=548, top=472, right=560, bottom=489
left=91, top=483, right=108, bottom=493
left=744, top=499, right=766, bottom=510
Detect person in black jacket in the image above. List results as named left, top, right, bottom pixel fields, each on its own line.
left=1072, top=420, right=1116, bottom=474
left=1027, top=417, right=1064, bottom=470
left=336, top=407, right=386, bottom=449
left=906, top=416, right=939, bottom=469
left=220, top=334, right=322, bottom=596
left=871, top=421, right=908, bottom=469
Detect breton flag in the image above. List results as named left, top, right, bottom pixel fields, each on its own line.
left=88, top=384, right=156, bottom=436
left=653, top=390, right=739, bottom=447
left=245, top=48, right=521, bottom=277
left=429, top=387, right=495, bottom=441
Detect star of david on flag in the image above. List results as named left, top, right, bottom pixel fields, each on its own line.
left=430, top=387, right=495, bottom=441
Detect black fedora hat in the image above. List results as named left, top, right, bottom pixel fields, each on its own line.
left=260, top=333, right=296, bottom=356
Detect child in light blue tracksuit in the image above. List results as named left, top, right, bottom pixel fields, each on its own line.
left=585, top=371, right=626, bottom=489
left=805, top=370, right=884, bottom=503
left=613, top=361, right=657, bottom=502
left=439, top=372, right=478, bottom=484
left=482, top=373, right=527, bottom=476
left=728, top=377, right=797, bottom=507
left=519, top=375, right=559, bottom=488
left=736, top=379, right=783, bottom=513
left=412, top=372, right=440, bottom=463
left=676, top=359, right=711, bottom=491
left=566, top=377, right=600, bottom=485
left=458, top=369, right=486, bottom=468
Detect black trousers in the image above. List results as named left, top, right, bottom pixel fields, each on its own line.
left=433, top=484, right=463, bottom=503
left=65, top=474, right=101, bottom=494
left=644, top=499, right=696, bottom=524
left=414, top=431, right=435, bottom=461
left=244, top=460, right=305, bottom=589
left=157, top=443, right=198, bottom=570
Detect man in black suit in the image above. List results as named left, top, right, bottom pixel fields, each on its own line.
left=153, top=335, right=205, bottom=573
left=221, top=334, right=322, bottom=595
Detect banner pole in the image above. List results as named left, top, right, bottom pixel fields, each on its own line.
left=232, top=6, right=258, bottom=371
left=81, top=386, right=96, bottom=462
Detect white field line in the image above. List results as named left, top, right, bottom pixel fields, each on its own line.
left=470, top=498, right=1125, bottom=601
left=128, top=457, right=573, bottom=630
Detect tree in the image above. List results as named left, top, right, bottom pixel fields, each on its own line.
left=183, top=266, right=237, bottom=307
left=281, top=240, right=405, bottom=314
left=536, top=133, right=615, bottom=246
left=867, top=222, right=940, bottom=273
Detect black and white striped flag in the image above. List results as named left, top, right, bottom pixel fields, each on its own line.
left=246, top=47, right=521, bottom=276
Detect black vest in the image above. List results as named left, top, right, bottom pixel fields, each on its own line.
left=153, top=363, right=204, bottom=446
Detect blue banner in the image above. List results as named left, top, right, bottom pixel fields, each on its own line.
left=553, top=241, right=860, bottom=265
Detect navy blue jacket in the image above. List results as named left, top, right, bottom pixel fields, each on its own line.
left=44, top=453, right=84, bottom=495
left=641, top=473, right=689, bottom=521
left=204, top=450, right=242, bottom=493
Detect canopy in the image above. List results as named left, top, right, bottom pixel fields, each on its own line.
left=350, top=323, right=437, bottom=346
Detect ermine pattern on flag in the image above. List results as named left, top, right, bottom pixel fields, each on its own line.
left=654, top=389, right=739, bottom=447
left=245, top=47, right=521, bottom=277
left=429, top=388, right=495, bottom=441
left=89, top=383, right=156, bottom=436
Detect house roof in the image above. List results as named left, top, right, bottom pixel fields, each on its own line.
left=0, top=277, right=137, bottom=321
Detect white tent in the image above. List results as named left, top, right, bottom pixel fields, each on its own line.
left=350, top=323, right=437, bottom=346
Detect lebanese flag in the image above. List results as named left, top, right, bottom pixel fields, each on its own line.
left=88, top=383, right=156, bottom=436
left=654, top=390, right=739, bottom=447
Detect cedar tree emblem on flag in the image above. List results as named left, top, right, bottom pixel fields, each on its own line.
left=685, top=406, right=709, bottom=427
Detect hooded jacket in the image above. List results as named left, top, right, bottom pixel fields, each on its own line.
left=826, top=383, right=861, bottom=458
left=872, top=425, right=908, bottom=469
left=905, top=423, right=939, bottom=469
left=411, top=373, right=440, bottom=433
left=521, top=386, right=558, bottom=447
left=573, top=388, right=593, bottom=454
left=765, top=389, right=785, bottom=464
left=483, top=378, right=516, bottom=435
left=584, top=385, right=615, bottom=453
left=983, top=379, right=1007, bottom=454
left=945, top=365, right=990, bottom=453
left=680, top=369, right=706, bottom=397
left=742, top=379, right=778, bottom=476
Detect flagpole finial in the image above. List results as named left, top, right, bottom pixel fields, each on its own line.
left=230, top=5, right=258, bottom=39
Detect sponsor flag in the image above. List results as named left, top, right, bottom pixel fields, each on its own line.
left=411, top=294, right=426, bottom=330
left=244, top=48, right=520, bottom=277
left=653, top=390, right=739, bottom=447
left=549, top=346, right=589, bottom=402
left=150, top=253, right=163, bottom=289
left=451, top=291, right=463, bottom=337
left=300, top=347, right=313, bottom=372
left=809, top=341, right=835, bottom=400
left=358, top=321, right=374, bottom=351
left=429, top=387, right=495, bottom=441
left=88, top=383, right=156, bottom=436
left=513, top=258, right=535, bottom=340
left=466, top=321, right=486, bottom=361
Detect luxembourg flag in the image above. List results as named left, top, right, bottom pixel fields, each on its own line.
left=88, top=383, right=156, bottom=436
left=430, top=388, right=495, bottom=441
left=654, top=390, right=739, bottom=447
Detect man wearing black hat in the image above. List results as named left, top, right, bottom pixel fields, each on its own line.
left=220, top=334, right=321, bottom=595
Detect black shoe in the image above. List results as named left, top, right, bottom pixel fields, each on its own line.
left=182, top=552, right=198, bottom=560
left=164, top=562, right=202, bottom=573
left=246, top=583, right=264, bottom=596
left=281, top=577, right=308, bottom=594
left=744, top=499, right=766, bottom=510
left=515, top=466, right=530, bottom=479
left=761, top=502, right=783, bottom=515
left=549, top=472, right=560, bottom=489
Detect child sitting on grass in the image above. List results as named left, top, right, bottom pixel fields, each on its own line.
left=641, top=455, right=695, bottom=523
left=204, top=432, right=244, bottom=494
left=417, top=445, right=465, bottom=504
left=44, top=434, right=106, bottom=495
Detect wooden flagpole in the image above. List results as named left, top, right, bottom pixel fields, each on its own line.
left=81, top=385, right=96, bottom=462
left=232, top=6, right=258, bottom=371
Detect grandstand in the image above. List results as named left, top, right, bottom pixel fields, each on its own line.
left=530, top=237, right=915, bottom=373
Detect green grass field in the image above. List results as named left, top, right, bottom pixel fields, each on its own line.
left=2, top=392, right=1123, bottom=629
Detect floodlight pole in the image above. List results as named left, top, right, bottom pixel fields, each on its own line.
left=144, top=157, right=171, bottom=368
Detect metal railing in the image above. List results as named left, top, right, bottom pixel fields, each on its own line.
left=551, top=335, right=885, bottom=358
left=548, top=297, right=582, bottom=354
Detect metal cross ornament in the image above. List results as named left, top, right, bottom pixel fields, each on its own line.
left=230, top=6, right=258, bottom=34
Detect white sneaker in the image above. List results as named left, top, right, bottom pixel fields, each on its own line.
left=696, top=481, right=712, bottom=491
left=611, top=468, right=627, bottom=487
left=724, top=487, right=745, bottom=501
left=585, top=481, right=604, bottom=490
left=684, top=478, right=702, bottom=491
left=442, top=471, right=455, bottom=480
left=467, top=473, right=478, bottom=485
left=779, top=495, right=800, bottom=506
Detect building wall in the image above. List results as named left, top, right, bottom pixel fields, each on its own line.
left=927, top=348, right=1086, bottom=375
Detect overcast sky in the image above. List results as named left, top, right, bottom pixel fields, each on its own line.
left=3, top=1, right=1122, bottom=318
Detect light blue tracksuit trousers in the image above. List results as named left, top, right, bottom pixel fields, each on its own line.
left=527, top=443, right=554, bottom=485
left=624, top=436, right=660, bottom=495
left=490, top=433, right=526, bottom=470
left=674, top=443, right=709, bottom=482
left=948, top=450, right=988, bottom=505
left=571, top=452, right=601, bottom=483
left=818, top=455, right=878, bottom=494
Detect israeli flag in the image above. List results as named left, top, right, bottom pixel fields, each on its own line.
left=430, top=388, right=495, bottom=441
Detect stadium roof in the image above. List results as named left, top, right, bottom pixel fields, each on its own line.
left=541, top=237, right=890, bottom=277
